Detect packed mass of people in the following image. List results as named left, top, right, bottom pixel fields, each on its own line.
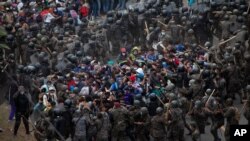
left=0, top=0, right=250, bottom=141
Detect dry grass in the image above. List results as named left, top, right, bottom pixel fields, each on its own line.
left=0, top=102, right=36, bottom=141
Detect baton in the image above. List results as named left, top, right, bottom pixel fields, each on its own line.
left=205, top=89, right=216, bottom=106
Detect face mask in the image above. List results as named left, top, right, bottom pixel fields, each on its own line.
left=20, top=91, right=25, bottom=94
left=75, top=81, right=79, bottom=84
left=122, top=53, right=126, bottom=56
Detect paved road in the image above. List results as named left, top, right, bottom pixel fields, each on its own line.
left=183, top=94, right=247, bottom=141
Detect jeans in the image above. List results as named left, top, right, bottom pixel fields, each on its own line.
left=116, top=0, right=126, bottom=10
left=92, top=0, right=99, bottom=17
left=102, top=0, right=110, bottom=13
left=9, top=103, right=16, bottom=121
left=97, top=0, right=101, bottom=15
left=110, top=0, right=114, bottom=10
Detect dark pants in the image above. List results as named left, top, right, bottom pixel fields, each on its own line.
left=14, top=112, right=30, bottom=135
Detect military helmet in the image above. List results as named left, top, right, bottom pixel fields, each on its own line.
left=169, top=93, right=177, bottom=100
left=135, top=94, right=142, bottom=100
left=156, top=107, right=163, bottom=115
left=224, top=15, right=229, bottom=20
left=225, top=98, right=233, bottom=106
left=34, top=63, right=41, bottom=70
left=243, top=12, right=248, bottom=17
left=17, top=65, right=24, bottom=73
left=69, top=55, right=78, bottom=63
left=53, top=108, right=62, bottom=116
left=180, top=97, right=187, bottom=104
left=140, top=107, right=148, bottom=115
left=181, top=16, right=187, bottom=21
left=222, top=6, right=227, bottom=11
left=235, top=42, right=241, bottom=48
left=170, top=100, right=179, bottom=108
left=188, top=29, right=194, bottom=34
left=14, top=23, right=21, bottom=29
left=139, top=8, right=145, bottom=14
left=237, top=16, right=244, bottom=23
left=149, top=93, right=157, bottom=101
left=239, top=5, right=246, bottom=10
left=58, top=34, right=63, bottom=40
left=52, top=51, right=57, bottom=57
left=116, top=19, right=122, bottom=25
left=28, top=42, right=35, bottom=48
left=67, top=53, right=74, bottom=59
left=246, top=85, right=250, bottom=92
left=64, top=99, right=72, bottom=108
left=41, top=29, right=46, bottom=35
left=76, top=51, right=83, bottom=57
left=134, top=100, right=141, bottom=107
left=107, top=17, right=113, bottom=23
left=206, top=89, right=212, bottom=95
left=6, top=34, right=14, bottom=42
left=233, top=9, right=239, bottom=15
left=67, top=17, right=74, bottom=24
left=242, top=25, right=247, bottom=30
left=194, top=100, right=202, bottom=108
left=205, top=41, right=211, bottom=48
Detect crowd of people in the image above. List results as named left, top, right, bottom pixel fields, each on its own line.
left=0, top=0, right=250, bottom=141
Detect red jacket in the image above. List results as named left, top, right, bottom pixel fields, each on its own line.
left=67, top=80, right=76, bottom=90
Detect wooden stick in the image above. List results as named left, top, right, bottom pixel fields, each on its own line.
left=157, top=20, right=169, bottom=28
left=198, top=45, right=210, bottom=52
left=156, top=95, right=165, bottom=105
left=218, top=35, right=237, bottom=45
left=205, top=89, right=216, bottom=106
left=240, top=100, right=248, bottom=114
left=1, top=63, right=8, bottom=72
left=144, top=21, right=149, bottom=35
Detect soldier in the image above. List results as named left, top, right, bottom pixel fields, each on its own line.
left=179, top=96, right=193, bottom=135
left=150, top=107, right=166, bottom=141
left=51, top=104, right=67, bottom=140
left=187, top=79, right=203, bottom=100
left=166, top=100, right=184, bottom=141
left=224, top=98, right=240, bottom=141
left=189, top=121, right=201, bottom=141
left=148, top=93, right=159, bottom=116
left=96, top=108, right=111, bottom=141
left=189, top=100, right=206, bottom=134
left=109, top=102, right=131, bottom=141
left=243, top=85, right=250, bottom=125
left=220, top=15, right=231, bottom=40
left=205, top=98, right=224, bottom=141
left=13, top=86, right=31, bottom=136
left=72, top=109, right=88, bottom=141
left=134, top=107, right=150, bottom=141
